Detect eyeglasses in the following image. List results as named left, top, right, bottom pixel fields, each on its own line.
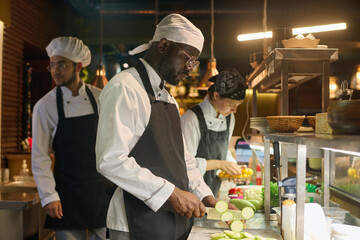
left=47, top=62, right=73, bottom=72
left=173, top=42, right=200, bottom=70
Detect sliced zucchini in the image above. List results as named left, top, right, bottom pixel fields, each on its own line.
left=221, top=211, right=234, bottom=221
left=242, top=232, right=255, bottom=239
left=224, top=230, right=241, bottom=238
left=241, top=206, right=255, bottom=220
left=229, top=220, right=244, bottom=232
left=215, top=200, right=229, bottom=213
left=210, top=232, right=229, bottom=240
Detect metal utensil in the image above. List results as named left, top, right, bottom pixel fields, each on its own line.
left=205, top=207, right=243, bottom=220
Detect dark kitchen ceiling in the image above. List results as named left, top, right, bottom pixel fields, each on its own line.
left=63, top=0, right=360, bottom=80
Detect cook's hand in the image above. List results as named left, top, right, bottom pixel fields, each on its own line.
left=45, top=201, right=63, bottom=219
left=220, top=161, right=242, bottom=176
left=228, top=202, right=239, bottom=210
left=165, top=187, right=206, bottom=218
left=201, top=195, right=217, bottom=207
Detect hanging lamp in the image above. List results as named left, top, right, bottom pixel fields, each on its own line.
left=93, top=0, right=108, bottom=89
left=197, top=0, right=218, bottom=91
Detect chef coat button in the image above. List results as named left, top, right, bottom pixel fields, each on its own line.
left=158, top=93, right=161, bottom=97
left=84, top=98, right=87, bottom=101
left=67, top=101, right=70, bottom=104
left=221, top=121, right=224, bottom=124
left=210, top=122, right=212, bottom=124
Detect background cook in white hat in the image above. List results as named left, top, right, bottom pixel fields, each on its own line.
left=32, top=36, right=113, bottom=240
left=96, top=13, right=238, bottom=239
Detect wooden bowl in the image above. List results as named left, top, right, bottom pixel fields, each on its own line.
left=327, top=100, right=360, bottom=134
left=266, top=116, right=305, bottom=133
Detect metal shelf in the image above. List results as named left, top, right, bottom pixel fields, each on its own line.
left=247, top=48, right=338, bottom=115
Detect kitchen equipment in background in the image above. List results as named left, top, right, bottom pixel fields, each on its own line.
left=335, top=80, right=353, bottom=100
left=278, top=176, right=297, bottom=203
left=250, top=117, right=275, bottom=133
left=327, top=99, right=360, bottom=134
left=272, top=28, right=293, bottom=49
left=249, top=52, right=263, bottom=69
left=266, top=116, right=305, bottom=133
left=332, top=223, right=360, bottom=239
left=273, top=141, right=282, bottom=208
left=308, top=157, right=322, bottom=170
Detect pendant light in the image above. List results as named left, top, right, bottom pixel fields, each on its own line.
left=92, top=0, right=108, bottom=89
left=197, top=0, right=218, bottom=91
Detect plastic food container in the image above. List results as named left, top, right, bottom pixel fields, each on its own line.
left=323, top=207, right=349, bottom=224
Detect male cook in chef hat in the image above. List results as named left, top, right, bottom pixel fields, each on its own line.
left=128, top=13, right=204, bottom=84
left=46, top=36, right=91, bottom=74
left=33, top=36, right=112, bottom=239
left=129, top=13, right=204, bottom=55
left=96, top=13, right=224, bottom=240
left=46, top=36, right=91, bottom=66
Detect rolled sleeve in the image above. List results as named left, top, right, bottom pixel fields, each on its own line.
left=144, top=180, right=175, bottom=211
left=41, top=192, right=60, bottom=207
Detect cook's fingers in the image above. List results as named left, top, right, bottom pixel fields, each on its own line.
left=185, top=209, right=193, bottom=219
left=192, top=206, right=201, bottom=218
left=58, top=203, right=63, bottom=219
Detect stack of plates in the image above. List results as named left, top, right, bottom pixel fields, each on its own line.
left=250, top=117, right=275, bottom=133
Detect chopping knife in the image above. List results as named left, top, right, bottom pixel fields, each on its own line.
left=205, top=207, right=243, bottom=220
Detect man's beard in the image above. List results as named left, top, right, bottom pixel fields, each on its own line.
left=158, top=59, right=186, bottom=86
left=61, top=68, right=77, bottom=87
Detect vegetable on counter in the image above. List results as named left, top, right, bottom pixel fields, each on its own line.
left=261, top=181, right=279, bottom=207
left=219, top=168, right=254, bottom=179
left=228, top=187, right=244, bottom=199
left=243, top=187, right=264, bottom=209
left=210, top=230, right=277, bottom=240
left=229, top=199, right=256, bottom=212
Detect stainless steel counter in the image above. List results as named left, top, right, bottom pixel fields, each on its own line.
left=188, top=213, right=282, bottom=239
left=0, top=192, right=39, bottom=210
left=0, top=192, right=41, bottom=239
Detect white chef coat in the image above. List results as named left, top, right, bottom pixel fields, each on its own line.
left=31, top=83, right=101, bottom=207
left=180, top=96, right=237, bottom=175
left=95, top=58, right=213, bottom=232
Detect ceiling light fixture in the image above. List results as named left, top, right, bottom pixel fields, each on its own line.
left=92, top=0, right=108, bottom=89
left=237, top=22, right=347, bottom=42
left=197, top=0, right=218, bottom=91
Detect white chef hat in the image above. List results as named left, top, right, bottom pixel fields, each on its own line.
left=128, top=13, right=204, bottom=55
left=46, top=36, right=91, bottom=67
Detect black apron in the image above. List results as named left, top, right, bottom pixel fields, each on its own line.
left=123, top=61, right=191, bottom=240
left=191, top=105, right=231, bottom=196
left=44, top=85, right=113, bottom=229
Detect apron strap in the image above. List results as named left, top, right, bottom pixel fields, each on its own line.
left=226, top=114, right=231, bottom=128
left=56, top=87, right=65, bottom=121
left=190, top=105, right=208, bottom=133
left=85, top=85, right=99, bottom=120
left=134, top=60, right=156, bottom=103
